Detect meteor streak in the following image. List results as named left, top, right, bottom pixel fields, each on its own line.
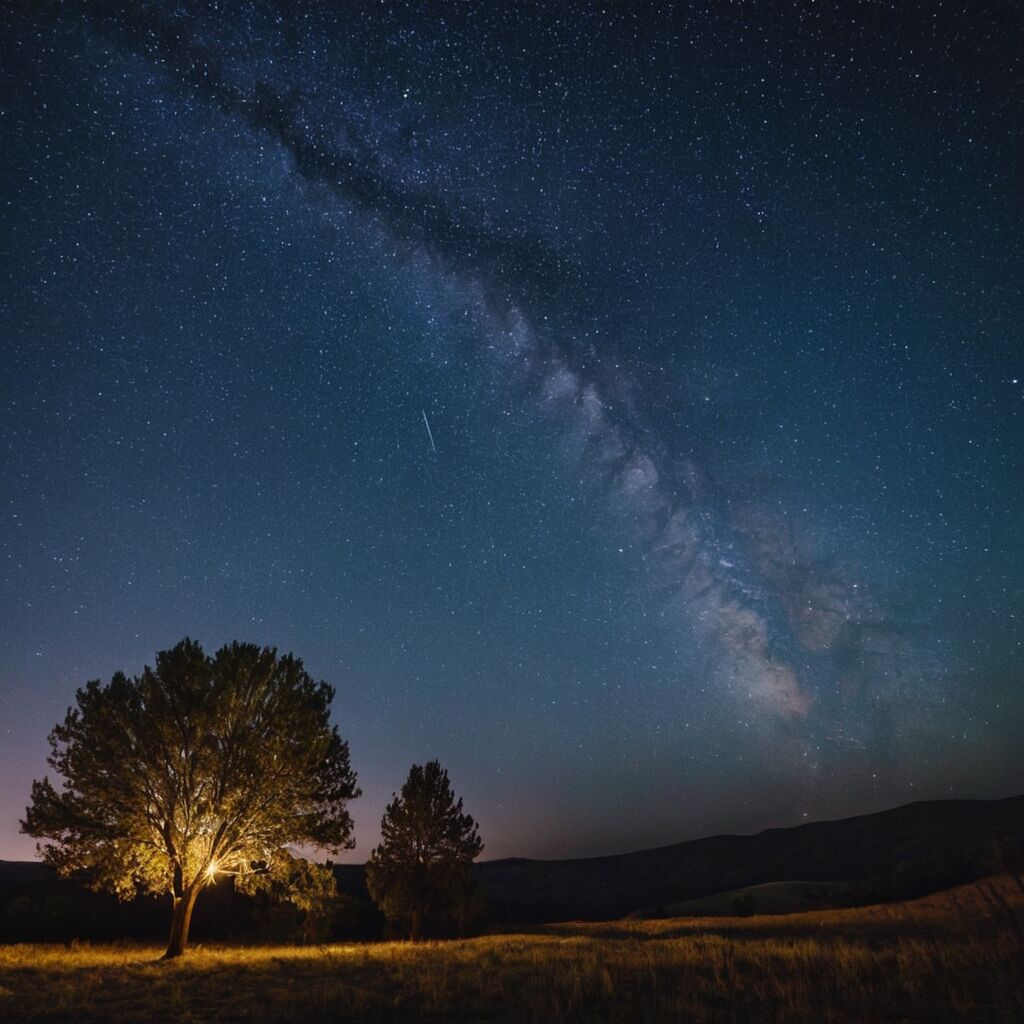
left=422, top=410, right=437, bottom=454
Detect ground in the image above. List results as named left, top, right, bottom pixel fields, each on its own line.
left=0, top=875, right=1020, bottom=1023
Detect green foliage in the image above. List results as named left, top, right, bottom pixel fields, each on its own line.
left=366, top=760, right=483, bottom=939
left=242, top=854, right=342, bottom=943
left=21, top=638, right=360, bottom=954
left=451, top=875, right=490, bottom=937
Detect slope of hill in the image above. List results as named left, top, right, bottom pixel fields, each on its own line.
left=3, top=794, right=1022, bottom=937
left=473, top=794, right=1024, bottom=921
left=628, top=880, right=848, bottom=919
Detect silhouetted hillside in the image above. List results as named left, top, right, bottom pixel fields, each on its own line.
left=2, top=795, right=1021, bottom=940
left=473, top=795, right=1024, bottom=921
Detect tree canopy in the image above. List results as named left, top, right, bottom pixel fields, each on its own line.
left=366, top=760, right=483, bottom=940
left=21, top=638, right=359, bottom=957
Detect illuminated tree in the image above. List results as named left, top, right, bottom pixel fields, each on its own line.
left=366, top=760, right=483, bottom=940
left=21, top=638, right=359, bottom=958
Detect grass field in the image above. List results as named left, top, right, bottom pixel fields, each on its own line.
left=0, top=874, right=1021, bottom=1023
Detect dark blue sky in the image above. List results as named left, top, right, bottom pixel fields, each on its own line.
left=2, top=1, right=1021, bottom=862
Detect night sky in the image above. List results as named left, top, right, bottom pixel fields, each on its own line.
left=2, top=1, right=1022, bottom=864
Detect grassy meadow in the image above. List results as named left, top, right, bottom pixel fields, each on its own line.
left=0, top=874, right=1020, bottom=1023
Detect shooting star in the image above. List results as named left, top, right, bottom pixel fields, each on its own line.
left=421, top=409, right=437, bottom=454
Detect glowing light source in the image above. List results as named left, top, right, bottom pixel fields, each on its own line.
left=205, top=859, right=219, bottom=881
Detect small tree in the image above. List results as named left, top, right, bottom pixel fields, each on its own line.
left=22, top=638, right=360, bottom=958
left=280, top=857, right=341, bottom=944
left=366, top=760, right=483, bottom=940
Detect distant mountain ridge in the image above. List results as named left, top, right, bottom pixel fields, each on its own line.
left=467, top=794, right=1024, bottom=921
left=3, top=795, right=1022, bottom=936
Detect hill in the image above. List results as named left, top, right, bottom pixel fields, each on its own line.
left=627, top=880, right=848, bottom=919
left=2, top=794, right=1022, bottom=939
left=473, top=794, right=1024, bottom=921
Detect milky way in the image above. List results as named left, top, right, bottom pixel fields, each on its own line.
left=94, top=1, right=904, bottom=729
left=2, top=1, right=1021, bottom=859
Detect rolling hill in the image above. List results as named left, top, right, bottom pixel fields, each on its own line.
left=3, top=794, right=1022, bottom=939
left=470, top=794, right=1024, bottom=921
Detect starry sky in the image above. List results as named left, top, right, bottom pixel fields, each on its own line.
left=2, top=1, right=1022, bottom=863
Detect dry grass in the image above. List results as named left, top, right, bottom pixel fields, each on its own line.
left=0, top=874, right=1021, bottom=1023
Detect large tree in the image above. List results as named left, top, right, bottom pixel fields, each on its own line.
left=22, top=638, right=360, bottom=958
left=366, top=760, right=483, bottom=940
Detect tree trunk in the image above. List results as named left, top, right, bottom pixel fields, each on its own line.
left=163, top=884, right=200, bottom=959
left=409, top=906, right=423, bottom=943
